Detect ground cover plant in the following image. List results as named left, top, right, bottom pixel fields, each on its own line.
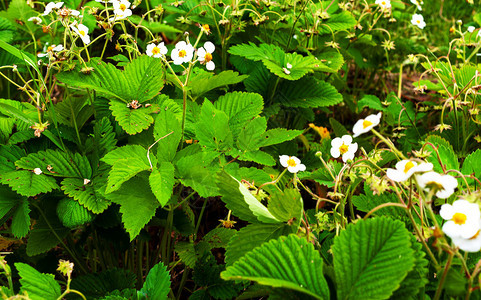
left=0, top=0, right=481, bottom=298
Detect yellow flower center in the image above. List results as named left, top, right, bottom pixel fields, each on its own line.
left=403, top=161, right=415, bottom=173
left=362, top=120, right=373, bottom=129
left=205, top=52, right=213, bottom=62
left=339, top=143, right=349, bottom=154
left=152, top=47, right=160, bottom=55
left=179, top=49, right=187, bottom=58
left=417, top=20, right=420, bottom=24
left=79, top=30, right=85, bottom=36
left=381, top=1, right=386, bottom=5
left=286, top=158, right=297, bottom=167
left=120, top=3, right=126, bottom=11
left=47, top=46, right=54, bottom=52
left=452, top=212, right=467, bottom=225
left=202, top=24, right=210, bottom=32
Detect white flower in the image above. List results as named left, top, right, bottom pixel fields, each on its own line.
left=468, top=26, right=476, bottom=33
left=416, top=171, right=457, bottom=199
left=352, top=112, right=382, bottom=137
left=440, top=200, right=480, bottom=240
left=330, top=135, right=358, bottom=163
left=146, top=42, right=168, bottom=58
left=197, top=41, right=215, bottom=71
left=410, top=0, right=422, bottom=10
left=33, top=168, right=42, bottom=175
left=411, top=14, right=426, bottom=29
left=171, top=41, right=194, bottom=65
left=451, top=221, right=481, bottom=252
left=37, top=44, right=64, bottom=58
left=28, top=16, right=42, bottom=24
left=71, top=23, right=91, bottom=45
left=279, top=155, right=306, bottom=173
left=386, top=160, right=433, bottom=182
left=111, top=0, right=132, bottom=21
left=70, top=9, right=81, bottom=16
left=375, top=0, right=391, bottom=10
left=43, top=1, right=64, bottom=15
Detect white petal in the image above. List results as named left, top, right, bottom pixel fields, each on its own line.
left=279, top=155, right=289, bottom=167
left=341, top=135, right=353, bottom=144
left=460, top=221, right=480, bottom=239
left=439, top=204, right=454, bottom=220
left=330, top=147, right=340, bottom=158
left=386, top=168, right=408, bottom=182
left=297, top=164, right=306, bottom=172
left=206, top=61, right=215, bottom=71
left=175, top=41, right=186, bottom=49
left=442, top=221, right=460, bottom=238
left=331, top=137, right=342, bottom=148
left=204, top=41, right=215, bottom=53
left=197, top=47, right=206, bottom=61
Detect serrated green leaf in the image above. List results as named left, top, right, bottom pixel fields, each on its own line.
left=149, top=162, right=175, bottom=207
left=15, top=149, right=92, bottom=178
left=61, top=177, right=111, bottom=214
left=357, top=95, right=385, bottom=111
left=54, top=96, right=93, bottom=130
left=238, top=150, right=276, bottom=166
left=332, top=217, right=415, bottom=299
left=71, top=269, right=137, bottom=299
left=104, top=174, right=159, bottom=240
left=110, top=99, right=158, bottom=135
left=176, top=151, right=220, bottom=198
left=85, top=117, right=118, bottom=164
left=268, top=189, right=303, bottom=224
left=140, top=262, right=171, bottom=300
left=329, top=117, right=349, bottom=137
left=257, top=128, right=303, bottom=147
left=102, top=145, right=152, bottom=193
left=217, top=172, right=280, bottom=224
left=11, top=197, right=30, bottom=238
left=228, top=43, right=279, bottom=62
left=318, top=11, right=356, bottom=34
left=175, top=241, right=198, bottom=268
left=56, top=197, right=94, bottom=228
left=1, top=170, right=58, bottom=197
left=0, top=17, right=15, bottom=42
left=56, top=56, right=165, bottom=103
left=462, top=149, right=481, bottom=187
left=196, top=227, right=236, bottom=256
left=299, top=160, right=340, bottom=188
left=15, top=263, right=61, bottom=300
left=189, top=70, right=249, bottom=100
left=316, top=50, right=344, bottom=73
left=0, top=144, right=25, bottom=172
left=425, top=136, right=459, bottom=173
left=0, top=0, right=36, bottom=33
left=214, top=92, right=264, bottom=137
left=276, top=77, right=342, bottom=108
left=225, top=223, right=292, bottom=266
left=27, top=207, right=69, bottom=256
left=352, top=185, right=406, bottom=218
left=153, top=108, right=181, bottom=162
left=391, top=235, right=429, bottom=299
left=221, top=235, right=329, bottom=299
left=236, top=117, right=267, bottom=151
left=195, top=100, right=233, bottom=152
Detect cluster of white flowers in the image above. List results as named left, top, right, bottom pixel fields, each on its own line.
left=440, top=200, right=481, bottom=252
left=330, top=112, right=381, bottom=163
left=146, top=40, right=216, bottom=71
left=42, top=1, right=81, bottom=17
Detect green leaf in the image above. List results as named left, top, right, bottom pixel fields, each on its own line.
left=276, top=77, right=342, bottom=108
left=332, top=217, right=415, bottom=300
left=214, top=92, right=264, bottom=137
left=109, top=99, right=158, bottom=135
left=462, top=149, right=481, bottom=187
left=61, top=177, right=111, bottom=214
left=85, top=117, right=118, bottom=164
left=153, top=108, right=181, bottom=162
left=391, top=235, right=429, bottom=299
left=316, top=50, right=344, bottom=73
left=221, top=234, right=330, bottom=299
left=329, top=117, right=349, bottom=137
left=175, top=151, right=220, bottom=198
left=357, top=95, right=385, bottom=112
left=352, top=185, right=406, bottom=219
left=15, top=149, right=92, bottom=178
left=217, top=172, right=280, bottom=224
left=27, top=206, right=69, bottom=256
left=140, top=262, right=171, bottom=300
left=56, top=56, right=165, bottom=103
left=0, top=40, right=40, bottom=76
left=189, top=70, right=249, bottom=100
left=0, top=0, right=36, bottom=33
left=195, top=100, right=233, bottom=152
left=54, top=96, right=93, bottom=130
left=175, top=241, right=198, bottom=268
left=256, top=128, right=303, bottom=147
left=104, top=174, right=159, bottom=240
left=0, top=17, right=15, bottom=42
left=228, top=43, right=320, bottom=80
left=225, top=223, right=293, bottom=266
left=238, top=150, right=276, bottom=166
left=102, top=145, right=151, bottom=193
left=129, top=15, right=181, bottom=33
left=196, top=227, right=236, bottom=256
left=0, top=144, right=25, bottom=172
left=0, top=185, right=30, bottom=238
left=1, top=170, right=58, bottom=197
left=425, top=136, right=459, bottom=173
left=268, top=189, right=303, bottom=224
left=56, top=197, right=94, bottom=228
left=15, top=263, right=61, bottom=300
left=71, top=269, right=137, bottom=299
left=318, top=11, right=357, bottom=34
left=149, top=162, right=175, bottom=207
left=236, top=117, right=267, bottom=151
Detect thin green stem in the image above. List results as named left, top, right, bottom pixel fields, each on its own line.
left=434, top=251, right=454, bottom=300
